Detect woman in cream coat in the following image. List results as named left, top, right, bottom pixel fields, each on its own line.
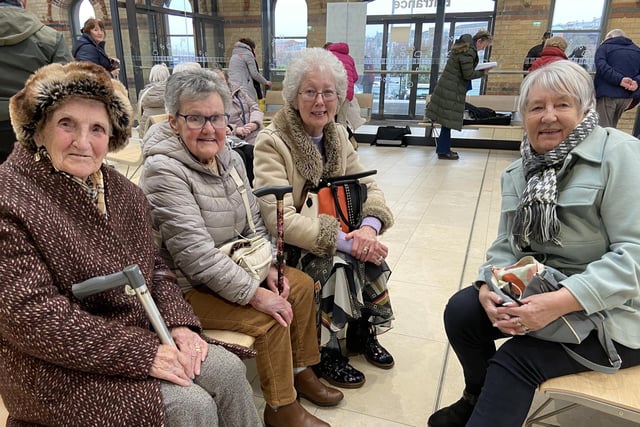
left=254, top=48, right=395, bottom=390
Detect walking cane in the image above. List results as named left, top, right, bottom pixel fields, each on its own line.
left=253, top=185, right=293, bottom=294
left=72, top=264, right=176, bottom=346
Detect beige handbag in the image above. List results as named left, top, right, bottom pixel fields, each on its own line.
left=219, top=167, right=273, bottom=283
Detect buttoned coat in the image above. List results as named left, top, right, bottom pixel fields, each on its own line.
left=0, top=144, right=202, bottom=426
left=477, top=126, right=640, bottom=349
left=253, top=105, right=393, bottom=257
left=425, top=34, right=485, bottom=130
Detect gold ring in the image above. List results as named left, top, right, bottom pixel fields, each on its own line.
left=194, top=345, right=202, bottom=352
left=377, top=256, right=384, bottom=262
left=522, top=325, right=531, bottom=333
left=363, top=247, right=369, bottom=253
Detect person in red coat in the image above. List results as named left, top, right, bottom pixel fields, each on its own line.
left=325, top=42, right=365, bottom=136
left=529, top=37, right=568, bottom=72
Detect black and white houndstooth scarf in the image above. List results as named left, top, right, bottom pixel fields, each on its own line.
left=512, top=109, right=598, bottom=250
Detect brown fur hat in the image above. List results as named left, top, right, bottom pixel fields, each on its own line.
left=9, top=61, right=133, bottom=152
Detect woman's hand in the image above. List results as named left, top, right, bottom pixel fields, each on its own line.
left=249, top=287, right=292, bottom=327
left=478, top=283, right=510, bottom=327
left=264, top=265, right=291, bottom=299
left=347, top=225, right=388, bottom=264
left=171, top=326, right=208, bottom=378
left=149, top=344, right=193, bottom=387
left=495, top=287, right=583, bottom=336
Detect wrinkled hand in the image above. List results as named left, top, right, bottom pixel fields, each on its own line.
left=264, top=265, right=291, bottom=299
left=149, top=344, right=192, bottom=386
left=346, top=225, right=388, bottom=265
left=249, top=287, right=292, bottom=327
left=265, top=81, right=273, bottom=88
left=171, top=326, right=208, bottom=379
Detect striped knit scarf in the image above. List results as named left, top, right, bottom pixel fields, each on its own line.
left=512, top=109, right=598, bottom=250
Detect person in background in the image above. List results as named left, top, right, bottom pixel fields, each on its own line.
left=0, top=61, right=261, bottom=426
left=0, top=0, right=72, bottom=164
left=529, top=36, right=568, bottom=72
left=138, top=63, right=170, bottom=135
left=425, top=30, right=494, bottom=160
left=72, top=18, right=120, bottom=78
left=228, top=38, right=272, bottom=100
left=140, top=68, right=343, bottom=427
left=254, top=47, right=396, bottom=390
left=325, top=42, right=365, bottom=135
left=523, top=31, right=552, bottom=72
left=213, top=67, right=262, bottom=185
left=594, top=28, right=640, bottom=128
left=428, top=60, right=640, bottom=427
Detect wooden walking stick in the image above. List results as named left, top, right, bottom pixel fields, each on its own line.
left=253, top=185, right=293, bottom=293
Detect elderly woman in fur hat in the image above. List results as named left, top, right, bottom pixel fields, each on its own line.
left=0, top=61, right=261, bottom=427
left=253, top=47, right=395, bottom=390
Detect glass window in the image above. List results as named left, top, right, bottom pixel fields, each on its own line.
left=550, top=0, right=606, bottom=72
left=167, top=0, right=195, bottom=66
left=70, top=0, right=96, bottom=38
left=274, top=0, right=308, bottom=69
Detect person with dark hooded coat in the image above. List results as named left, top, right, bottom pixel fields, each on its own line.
left=425, top=31, right=493, bottom=160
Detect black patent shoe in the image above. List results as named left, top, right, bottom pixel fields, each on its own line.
left=363, top=330, right=394, bottom=369
left=347, top=320, right=395, bottom=369
left=427, top=395, right=475, bottom=427
left=313, top=348, right=366, bottom=389
left=437, top=151, right=459, bottom=160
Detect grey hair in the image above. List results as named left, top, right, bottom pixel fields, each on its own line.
left=172, top=61, right=201, bottom=74
left=606, top=29, right=626, bottom=39
left=148, top=63, right=170, bottom=83
left=518, top=60, right=594, bottom=116
left=282, top=47, right=347, bottom=107
left=164, top=68, right=231, bottom=116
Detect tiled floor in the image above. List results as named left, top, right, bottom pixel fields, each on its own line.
left=2, top=143, right=636, bottom=426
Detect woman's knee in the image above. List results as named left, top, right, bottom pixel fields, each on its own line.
left=444, top=286, right=485, bottom=332
left=163, top=383, right=218, bottom=427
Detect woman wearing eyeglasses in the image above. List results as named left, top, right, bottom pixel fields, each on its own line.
left=139, top=68, right=342, bottom=427
left=253, top=48, right=395, bottom=390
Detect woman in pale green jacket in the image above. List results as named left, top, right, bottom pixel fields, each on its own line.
left=429, top=60, right=640, bottom=427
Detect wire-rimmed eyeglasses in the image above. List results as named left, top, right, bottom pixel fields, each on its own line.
left=298, top=89, right=338, bottom=102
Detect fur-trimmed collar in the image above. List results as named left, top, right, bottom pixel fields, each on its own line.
left=270, top=105, right=343, bottom=186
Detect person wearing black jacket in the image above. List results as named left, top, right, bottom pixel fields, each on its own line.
left=522, top=31, right=552, bottom=72
left=72, top=18, right=120, bottom=78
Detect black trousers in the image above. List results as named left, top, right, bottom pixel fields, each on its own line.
left=444, top=285, right=640, bottom=427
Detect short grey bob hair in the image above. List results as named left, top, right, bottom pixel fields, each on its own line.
left=164, top=68, right=231, bottom=116
left=282, top=47, right=348, bottom=107
left=519, top=60, right=595, bottom=116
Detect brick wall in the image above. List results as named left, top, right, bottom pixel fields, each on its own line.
left=21, top=0, right=640, bottom=134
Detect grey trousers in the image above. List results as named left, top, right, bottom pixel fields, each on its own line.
left=160, top=344, right=261, bottom=427
left=596, top=96, right=632, bottom=128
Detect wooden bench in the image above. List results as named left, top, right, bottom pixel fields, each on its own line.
left=525, top=365, right=640, bottom=426
left=263, top=90, right=284, bottom=126
left=355, top=93, right=374, bottom=124
left=423, top=94, right=524, bottom=144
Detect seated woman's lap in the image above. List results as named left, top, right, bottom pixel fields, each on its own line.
left=184, top=265, right=314, bottom=337
left=161, top=343, right=250, bottom=427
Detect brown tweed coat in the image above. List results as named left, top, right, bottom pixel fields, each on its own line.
left=0, top=144, right=202, bottom=426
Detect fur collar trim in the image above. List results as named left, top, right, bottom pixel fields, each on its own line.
left=271, top=105, right=343, bottom=185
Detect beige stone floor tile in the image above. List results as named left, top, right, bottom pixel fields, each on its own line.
left=391, top=245, right=467, bottom=290
left=389, top=281, right=449, bottom=343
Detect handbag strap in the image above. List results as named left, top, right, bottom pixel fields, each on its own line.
left=561, top=313, right=622, bottom=374
left=228, top=166, right=257, bottom=234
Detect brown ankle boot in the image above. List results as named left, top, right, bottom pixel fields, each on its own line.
left=294, top=367, right=344, bottom=406
left=264, top=400, right=330, bottom=427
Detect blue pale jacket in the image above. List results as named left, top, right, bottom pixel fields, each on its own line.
left=478, top=126, right=640, bottom=349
